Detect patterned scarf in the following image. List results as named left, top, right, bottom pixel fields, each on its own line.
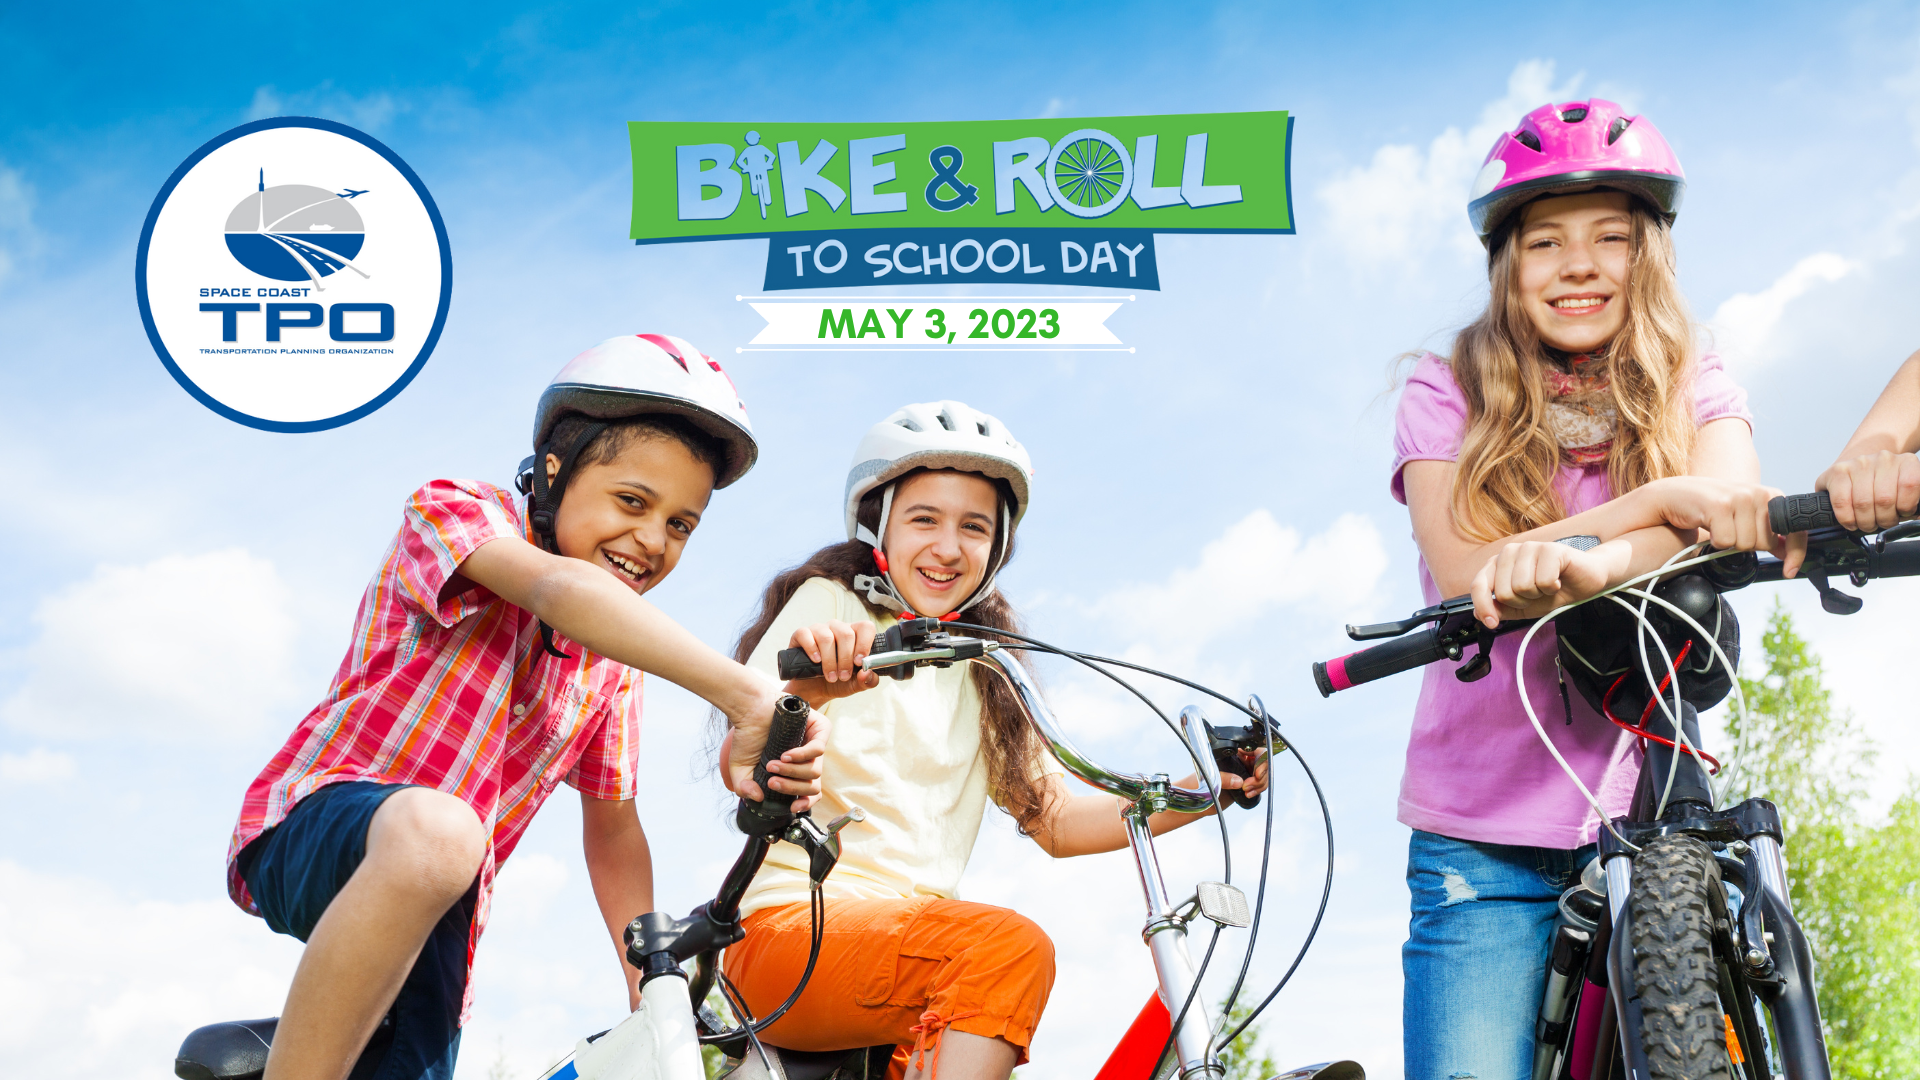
left=1542, top=346, right=1617, bottom=467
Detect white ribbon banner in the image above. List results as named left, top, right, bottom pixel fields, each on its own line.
left=744, top=301, right=1123, bottom=348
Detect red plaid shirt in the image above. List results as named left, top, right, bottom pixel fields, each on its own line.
left=228, top=479, right=644, bottom=1017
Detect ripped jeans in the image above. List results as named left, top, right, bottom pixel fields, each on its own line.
left=1402, top=829, right=1595, bottom=1080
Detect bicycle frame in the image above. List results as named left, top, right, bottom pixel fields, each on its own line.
left=538, top=648, right=1357, bottom=1080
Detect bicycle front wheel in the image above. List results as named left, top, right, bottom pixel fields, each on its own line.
left=1628, top=834, right=1734, bottom=1080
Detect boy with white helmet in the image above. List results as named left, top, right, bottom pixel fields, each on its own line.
left=718, top=401, right=1267, bottom=1080
left=210, top=334, right=828, bottom=1080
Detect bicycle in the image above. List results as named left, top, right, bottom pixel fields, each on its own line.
left=1308, top=491, right=1920, bottom=1080
left=176, top=621, right=1365, bottom=1080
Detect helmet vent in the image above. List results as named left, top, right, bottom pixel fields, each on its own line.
left=936, top=410, right=957, bottom=432
left=1559, top=106, right=1588, bottom=123
left=976, top=421, right=989, bottom=436
left=1607, top=116, right=1632, bottom=145
left=894, top=418, right=923, bottom=432
left=1515, top=129, right=1543, bottom=153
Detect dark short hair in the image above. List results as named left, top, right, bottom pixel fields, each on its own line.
left=546, top=412, right=729, bottom=485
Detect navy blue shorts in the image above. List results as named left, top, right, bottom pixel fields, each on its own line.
left=239, top=781, right=474, bottom=1080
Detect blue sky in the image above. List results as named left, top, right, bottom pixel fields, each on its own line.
left=4, top=3, right=1920, bottom=1078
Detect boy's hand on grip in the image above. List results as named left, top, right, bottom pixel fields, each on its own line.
left=723, top=687, right=830, bottom=812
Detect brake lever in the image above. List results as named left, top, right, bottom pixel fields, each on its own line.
left=1346, top=596, right=1477, bottom=641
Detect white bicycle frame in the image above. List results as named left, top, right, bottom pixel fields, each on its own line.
left=534, top=651, right=1263, bottom=1080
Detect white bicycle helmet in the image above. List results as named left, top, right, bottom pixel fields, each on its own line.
left=516, top=333, right=757, bottom=657
left=843, top=401, right=1033, bottom=619
left=531, top=333, right=756, bottom=487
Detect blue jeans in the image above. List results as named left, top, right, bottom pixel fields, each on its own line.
left=240, top=781, right=474, bottom=1080
left=1402, top=830, right=1595, bottom=1080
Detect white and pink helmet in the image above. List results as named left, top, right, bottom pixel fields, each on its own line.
left=531, top=333, right=757, bottom=488
left=1467, top=99, right=1686, bottom=244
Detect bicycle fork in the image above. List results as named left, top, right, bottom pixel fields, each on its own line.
left=1125, top=790, right=1221, bottom=1080
left=1591, top=701, right=1830, bottom=1080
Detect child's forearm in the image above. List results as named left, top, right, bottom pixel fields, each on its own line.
left=1832, top=349, right=1920, bottom=459
left=1031, top=786, right=1220, bottom=858
left=581, top=794, right=654, bottom=1011
left=462, top=538, right=774, bottom=723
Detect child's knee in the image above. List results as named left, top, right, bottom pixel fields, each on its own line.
left=999, top=911, right=1054, bottom=973
left=370, top=789, right=486, bottom=894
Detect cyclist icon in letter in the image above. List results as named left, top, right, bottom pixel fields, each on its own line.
left=738, top=131, right=777, bottom=220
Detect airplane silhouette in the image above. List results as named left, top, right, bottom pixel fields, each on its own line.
left=338, top=188, right=368, bottom=199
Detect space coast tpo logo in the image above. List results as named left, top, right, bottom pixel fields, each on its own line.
left=137, top=117, right=451, bottom=431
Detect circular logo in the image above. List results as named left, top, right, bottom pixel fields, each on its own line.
left=136, top=117, right=452, bottom=432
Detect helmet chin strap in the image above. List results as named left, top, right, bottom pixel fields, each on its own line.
left=850, top=483, right=1013, bottom=622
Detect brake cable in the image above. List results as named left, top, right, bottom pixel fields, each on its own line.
left=947, top=622, right=1335, bottom=1069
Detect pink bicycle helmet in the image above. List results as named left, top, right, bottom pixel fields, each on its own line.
left=1467, top=99, right=1685, bottom=244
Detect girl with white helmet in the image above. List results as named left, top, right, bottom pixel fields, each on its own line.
left=215, top=333, right=827, bottom=1080
left=1390, top=102, right=1791, bottom=1076
left=717, top=401, right=1269, bottom=1080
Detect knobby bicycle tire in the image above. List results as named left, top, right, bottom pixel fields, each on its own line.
left=1630, top=834, right=1734, bottom=1080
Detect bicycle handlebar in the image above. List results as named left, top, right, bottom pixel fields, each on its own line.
left=778, top=620, right=1232, bottom=814
left=1313, top=623, right=1451, bottom=696
left=1314, top=492, right=1920, bottom=697
left=1770, top=491, right=1838, bottom=534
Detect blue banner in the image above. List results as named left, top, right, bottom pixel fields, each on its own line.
left=762, top=228, right=1159, bottom=291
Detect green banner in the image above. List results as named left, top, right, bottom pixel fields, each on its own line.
left=629, top=112, right=1292, bottom=242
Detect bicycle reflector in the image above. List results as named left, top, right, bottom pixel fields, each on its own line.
left=1196, top=881, right=1252, bottom=928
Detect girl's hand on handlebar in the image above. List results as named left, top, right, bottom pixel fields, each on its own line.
left=1646, top=476, right=1786, bottom=553
left=720, top=709, right=832, bottom=812
left=1205, top=751, right=1269, bottom=803
left=1470, top=540, right=1619, bottom=627
left=783, top=620, right=880, bottom=706
left=1817, top=450, right=1920, bottom=533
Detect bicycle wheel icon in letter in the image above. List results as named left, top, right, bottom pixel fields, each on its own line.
left=1046, top=128, right=1134, bottom=218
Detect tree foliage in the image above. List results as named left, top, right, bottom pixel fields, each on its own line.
left=1720, top=602, right=1920, bottom=1078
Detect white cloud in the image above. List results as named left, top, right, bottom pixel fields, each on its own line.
left=1086, top=511, right=1387, bottom=666
left=0, top=860, right=301, bottom=1079
left=0, top=747, right=75, bottom=783
left=247, top=84, right=400, bottom=133
left=1317, top=60, right=1580, bottom=266
left=1, top=549, right=301, bottom=740
left=1706, top=252, right=1860, bottom=369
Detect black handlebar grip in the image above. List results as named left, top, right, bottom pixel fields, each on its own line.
left=1312, top=624, right=1447, bottom=697
left=734, top=694, right=811, bottom=836
left=1770, top=492, right=1836, bottom=535
left=1214, top=747, right=1260, bottom=810
left=777, top=647, right=826, bottom=681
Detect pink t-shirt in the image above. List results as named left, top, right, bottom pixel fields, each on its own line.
left=1390, top=352, right=1752, bottom=849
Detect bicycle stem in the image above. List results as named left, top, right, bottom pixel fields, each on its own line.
left=1126, top=803, right=1222, bottom=1079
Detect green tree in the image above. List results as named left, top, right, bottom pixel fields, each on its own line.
left=1720, top=602, right=1920, bottom=1078
left=1217, top=994, right=1279, bottom=1080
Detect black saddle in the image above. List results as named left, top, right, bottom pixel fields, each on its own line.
left=174, top=1018, right=276, bottom=1080
left=175, top=1014, right=394, bottom=1080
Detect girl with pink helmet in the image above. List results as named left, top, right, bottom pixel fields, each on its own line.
left=1388, top=99, right=1787, bottom=1077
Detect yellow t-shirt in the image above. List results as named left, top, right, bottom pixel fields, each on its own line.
left=739, top=577, right=1061, bottom=916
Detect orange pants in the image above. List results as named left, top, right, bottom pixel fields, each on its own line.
left=724, top=897, right=1055, bottom=1075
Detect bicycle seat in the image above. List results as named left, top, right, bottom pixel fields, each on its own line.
left=721, top=1043, right=895, bottom=1080
left=174, top=1017, right=277, bottom=1080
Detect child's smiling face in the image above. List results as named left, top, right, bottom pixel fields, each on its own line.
left=1516, top=190, right=1634, bottom=355
left=881, top=469, right=1000, bottom=618
left=549, top=434, right=715, bottom=595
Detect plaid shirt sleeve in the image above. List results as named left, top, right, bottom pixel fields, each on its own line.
left=395, top=480, right=526, bottom=628
left=566, top=669, right=643, bottom=801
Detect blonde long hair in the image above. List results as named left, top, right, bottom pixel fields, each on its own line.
left=1447, top=199, right=1698, bottom=541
